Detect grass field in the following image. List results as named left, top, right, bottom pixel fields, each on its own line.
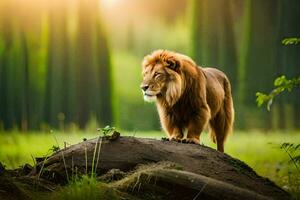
left=0, top=130, right=299, bottom=197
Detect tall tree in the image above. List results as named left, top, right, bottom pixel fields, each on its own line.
left=240, top=0, right=279, bottom=129
left=44, top=0, right=70, bottom=128
left=0, top=1, right=12, bottom=129
left=19, top=31, right=30, bottom=131
left=191, top=0, right=221, bottom=66
left=191, top=0, right=237, bottom=85
left=76, top=0, right=98, bottom=128
left=278, top=0, right=300, bottom=129
left=191, top=0, right=205, bottom=65
left=96, top=23, right=113, bottom=126
left=0, top=1, right=31, bottom=130
left=0, top=0, right=47, bottom=130
left=218, top=0, right=238, bottom=98
left=76, top=0, right=113, bottom=128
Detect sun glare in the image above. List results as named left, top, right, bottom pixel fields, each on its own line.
left=101, top=0, right=121, bottom=7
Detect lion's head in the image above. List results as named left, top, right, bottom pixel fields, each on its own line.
left=140, top=50, right=196, bottom=106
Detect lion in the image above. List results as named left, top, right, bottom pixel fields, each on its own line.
left=140, top=50, right=234, bottom=152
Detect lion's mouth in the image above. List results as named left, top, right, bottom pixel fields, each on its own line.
left=143, top=91, right=159, bottom=102
left=144, top=93, right=156, bottom=97
left=143, top=91, right=158, bottom=97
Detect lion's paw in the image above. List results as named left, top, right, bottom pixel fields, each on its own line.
left=169, top=135, right=183, bottom=142
left=181, top=138, right=188, bottom=143
left=170, top=137, right=181, bottom=142
left=182, top=138, right=200, bottom=144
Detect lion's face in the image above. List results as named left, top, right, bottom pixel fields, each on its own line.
left=141, top=50, right=185, bottom=106
left=141, top=63, right=169, bottom=102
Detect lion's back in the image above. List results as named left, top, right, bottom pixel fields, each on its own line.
left=202, top=67, right=228, bottom=84
left=201, top=67, right=230, bottom=116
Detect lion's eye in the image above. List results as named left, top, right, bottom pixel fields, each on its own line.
left=154, top=72, right=161, bottom=77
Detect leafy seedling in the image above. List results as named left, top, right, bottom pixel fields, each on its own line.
left=50, top=145, right=60, bottom=153
left=98, top=125, right=116, bottom=136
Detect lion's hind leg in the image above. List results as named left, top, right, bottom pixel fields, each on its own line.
left=209, top=77, right=234, bottom=152
left=209, top=104, right=233, bottom=152
left=209, top=116, right=226, bottom=152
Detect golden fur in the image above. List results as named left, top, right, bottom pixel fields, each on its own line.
left=141, top=50, right=234, bottom=152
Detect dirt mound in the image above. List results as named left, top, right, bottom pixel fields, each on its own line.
left=25, top=136, right=289, bottom=200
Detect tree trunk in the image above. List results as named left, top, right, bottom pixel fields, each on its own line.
left=240, top=0, right=279, bottom=129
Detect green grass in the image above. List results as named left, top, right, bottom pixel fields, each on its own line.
left=49, top=176, right=120, bottom=200
left=0, top=130, right=164, bottom=169
left=0, top=130, right=299, bottom=197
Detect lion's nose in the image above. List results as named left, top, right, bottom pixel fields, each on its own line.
left=141, top=85, right=149, bottom=91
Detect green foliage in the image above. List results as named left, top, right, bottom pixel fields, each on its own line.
left=280, top=143, right=300, bottom=173
left=256, top=37, right=300, bottom=112
left=256, top=75, right=300, bottom=111
left=49, top=145, right=60, bottom=153
left=282, top=37, right=300, bottom=45
left=98, top=125, right=116, bottom=136
left=0, top=0, right=113, bottom=130
left=279, top=143, right=300, bottom=198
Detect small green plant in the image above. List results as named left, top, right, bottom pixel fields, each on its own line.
left=278, top=143, right=300, bottom=198
left=98, top=125, right=116, bottom=136
left=256, top=75, right=300, bottom=111
left=282, top=37, right=300, bottom=45
left=280, top=143, right=300, bottom=173
left=50, top=145, right=60, bottom=153
left=52, top=175, right=119, bottom=200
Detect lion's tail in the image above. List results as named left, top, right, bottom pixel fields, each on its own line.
left=209, top=77, right=234, bottom=145
left=223, top=77, right=234, bottom=140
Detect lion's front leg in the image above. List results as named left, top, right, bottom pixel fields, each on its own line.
left=164, top=125, right=183, bottom=142
left=159, top=113, right=183, bottom=142
left=169, top=127, right=183, bottom=142
left=185, top=128, right=200, bottom=144
left=186, top=109, right=210, bottom=144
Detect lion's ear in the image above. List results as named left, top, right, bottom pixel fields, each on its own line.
left=166, top=58, right=180, bottom=71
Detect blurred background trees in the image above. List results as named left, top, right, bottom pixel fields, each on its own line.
left=0, top=0, right=299, bottom=132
